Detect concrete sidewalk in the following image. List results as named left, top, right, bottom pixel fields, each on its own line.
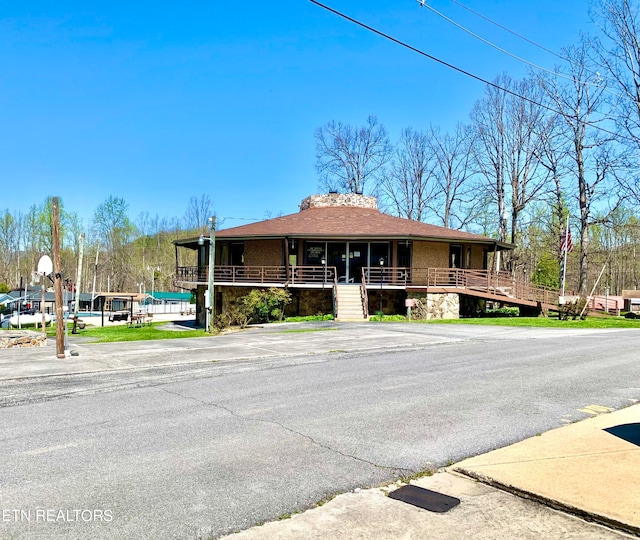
left=223, top=404, right=639, bottom=539
left=1, top=321, right=639, bottom=538
left=453, top=404, right=640, bottom=535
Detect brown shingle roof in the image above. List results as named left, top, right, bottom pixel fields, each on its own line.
left=209, top=206, right=509, bottom=247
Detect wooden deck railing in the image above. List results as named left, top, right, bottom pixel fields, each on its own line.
left=430, top=268, right=559, bottom=307
left=586, top=295, right=623, bottom=314
left=364, top=266, right=559, bottom=307
left=175, top=264, right=559, bottom=307
left=175, top=265, right=336, bottom=285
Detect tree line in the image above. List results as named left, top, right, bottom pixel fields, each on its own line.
left=3, top=0, right=640, bottom=298
left=314, top=0, right=640, bottom=295
left=0, top=194, right=213, bottom=295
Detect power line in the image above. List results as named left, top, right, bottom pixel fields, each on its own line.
left=447, top=0, right=567, bottom=62
left=309, top=0, right=630, bottom=143
left=416, top=0, right=567, bottom=80
left=415, top=0, right=626, bottom=102
left=440, top=1, right=630, bottom=104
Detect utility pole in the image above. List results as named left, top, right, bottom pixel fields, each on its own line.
left=207, top=217, right=216, bottom=334
left=52, top=197, right=65, bottom=358
left=197, top=216, right=216, bottom=333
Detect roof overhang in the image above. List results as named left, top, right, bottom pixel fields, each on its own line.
left=176, top=234, right=514, bottom=251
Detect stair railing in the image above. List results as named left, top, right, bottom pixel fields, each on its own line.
left=360, top=267, right=369, bottom=319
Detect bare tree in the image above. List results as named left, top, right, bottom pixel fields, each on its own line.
left=504, top=79, right=553, bottom=248
left=538, top=38, right=621, bottom=292
left=470, top=76, right=509, bottom=246
left=66, top=211, right=84, bottom=257
left=591, top=0, right=640, bottom=201
left=0, top=209, right=21, bottom=286
left=314, top=115, right=392, bottom=194
left=534, top=113, right=573, bottom=285
left=91, top=196, right=136, bottom=291
left=184, top=194, right=214, bottom=230
left=471, top=75, right=558, bottom=273
left=472, top=76, right=553, bottom=245
left=379, top=128, right=436, bottom=220
left=427, top=123, right=479, bottom=229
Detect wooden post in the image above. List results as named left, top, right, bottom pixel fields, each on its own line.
left=52, top=197, right=65, bottom=358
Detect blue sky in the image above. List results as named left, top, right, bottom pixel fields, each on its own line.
left=0, top=0, right=594, bottom=230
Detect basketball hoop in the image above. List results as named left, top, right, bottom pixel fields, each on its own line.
left=37, top=255, right=53, bottom=277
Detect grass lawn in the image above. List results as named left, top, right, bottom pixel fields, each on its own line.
left=46, top=322, right=209, bottom=343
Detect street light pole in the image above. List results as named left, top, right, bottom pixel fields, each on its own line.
left=207, top=216, right=216, bottom=334
left=148, top=265, right=160, bottom=313
left=379, top=257, right=384, bottom=314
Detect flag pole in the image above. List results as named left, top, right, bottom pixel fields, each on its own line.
left=561, top=215, right=569, bottom=297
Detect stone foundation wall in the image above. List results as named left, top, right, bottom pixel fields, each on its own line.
left=219, top=287, right=251, bottom=312
left=290, top=289, right=333, bottom=316
left=218, top=286, right=333, bottom=318
left=0, top=331, right=48, bottom=348
left=408, top=292, right=460, bottom=320
left=366, top=290, right=406, bottom=316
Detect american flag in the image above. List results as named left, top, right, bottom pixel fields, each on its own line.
left=561, top=226, right=574, bottom=253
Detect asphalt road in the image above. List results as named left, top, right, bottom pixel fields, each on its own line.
left=1, top=325, right=639, bottom=539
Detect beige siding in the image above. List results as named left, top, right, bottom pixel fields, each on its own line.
left=412, top=241, right=449, bottom=269
left=243, top=239, right=283, bottom=266
left=470, top=245, right=486, bottom=269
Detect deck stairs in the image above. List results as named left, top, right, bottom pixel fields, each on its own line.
left=335, top=285, right=368, bottom=321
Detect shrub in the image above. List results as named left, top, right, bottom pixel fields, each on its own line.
left=482, top=306, right=519, bottom=318
left=558, top=298, right=587, bottom=320
left=240, top=288, right=292, bottom=324
left=215, top=303, right=251, bottom=330
left=284, top=313, right=334, bottom=322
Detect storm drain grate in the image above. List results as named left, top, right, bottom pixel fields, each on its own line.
left=388, top=485, right=460, bottom=513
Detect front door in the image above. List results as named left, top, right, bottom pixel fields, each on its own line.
left=327, top=242, right=347, bottom=282
left=348, top=243, right=367, bottom=283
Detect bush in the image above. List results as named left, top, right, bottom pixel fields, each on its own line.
left=482, top=306, right=519, bottom=318
left=240, top=288, right=292, bottom=324
left=558, top=298, right=587, bottom=320
left=370, top=312, right=407, bottom=322
left=215, top=303, right=251, bottom=330
left=284, top=313, right=334, bottom=322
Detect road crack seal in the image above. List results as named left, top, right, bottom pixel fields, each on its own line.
left=159, top=387, right=413, bottom=476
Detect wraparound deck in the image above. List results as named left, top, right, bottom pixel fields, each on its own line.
left=174, top=265, right=560, bottom=311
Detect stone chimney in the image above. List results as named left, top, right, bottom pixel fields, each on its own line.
left=299, top=193, right=378, bottom=211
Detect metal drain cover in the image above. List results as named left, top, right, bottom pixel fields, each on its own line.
left=388, top=485, right=460, bottom=513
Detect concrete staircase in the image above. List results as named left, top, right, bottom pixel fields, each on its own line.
left=335, top=285, right=368, bottom=321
